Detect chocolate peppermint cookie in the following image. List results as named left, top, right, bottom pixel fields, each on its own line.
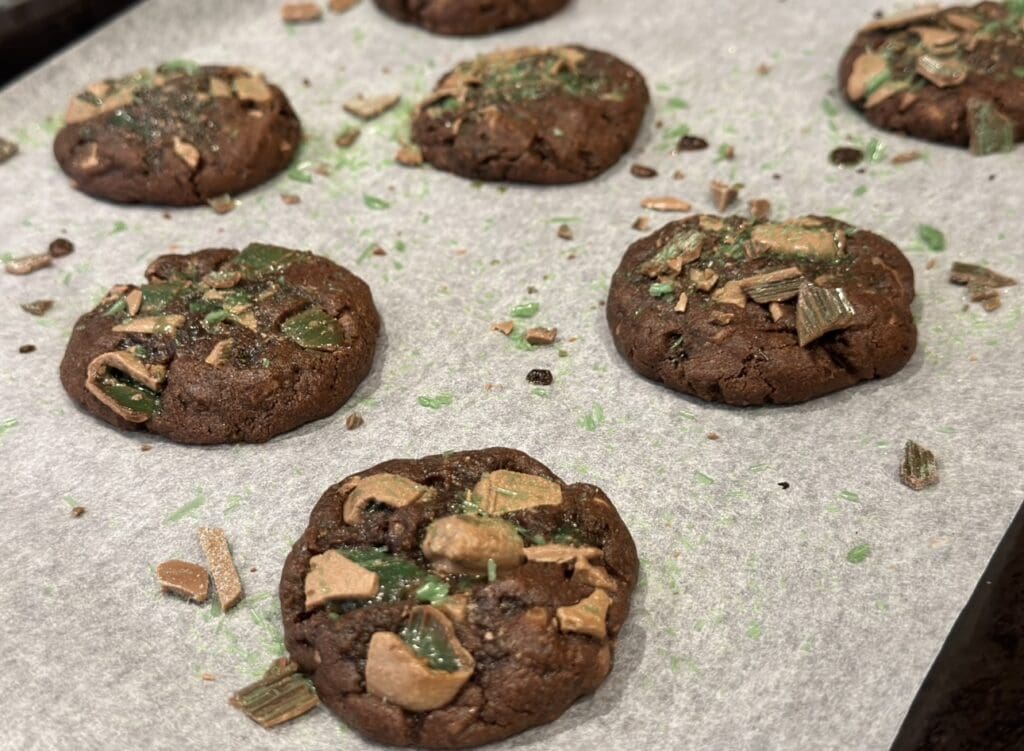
left=839, top=2, right=1024, bottom=154
left=412, top=46, right=649, bottom=184
left=606, top=215, right=917, bottom=406
left=60, top=244, right=378, bottom=444
left=53, top=62, right=301, bottom=204
left=374, top=0, right=569, bottom=35
left=280, top=448, right=638, bottom=749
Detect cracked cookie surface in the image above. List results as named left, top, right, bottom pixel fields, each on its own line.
left=411, top=46, right=648, bottom=184
left=279, top=448, right=638, bottom=749
left=606, top=215, right=917, bottom=406
left=59, top=244, right=378, bottom=444
left=374, top=0, right=569, bottom=35
left=839, top=2, right=1024, bottom=153
left=53, top=62, right=301, bottom=204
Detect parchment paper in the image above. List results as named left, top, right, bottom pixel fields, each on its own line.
left=0, top=1, right=1022, bottom=748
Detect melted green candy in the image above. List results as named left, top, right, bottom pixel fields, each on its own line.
left=338, top=547, right=426, bottom=602
left=235, top=243, right=299, bottom=277
left=281, top=307, right=344, bottom=350
left=400, top=609, right=461, bottom=672
left=98, top=376, right=161, bottom=416
left=140, top=282, right=186, bottom=314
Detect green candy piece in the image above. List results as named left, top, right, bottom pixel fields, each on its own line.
left=235, top=243, right=299, bottom=276
left=98, top=377, right=161, bottom=416
left=140, top=282, right=186, bottom=314
left=415, top=576, right=450, bottom=604
left=400, top=609, right=462, bottom=672
left=158, top=60, right=201, bottom=76
left=281, top=307, right=344, bottom=350
left=338, top=547, right=427, bottom=603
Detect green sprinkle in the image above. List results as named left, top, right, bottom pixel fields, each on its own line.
left=649, top=283, right=675, bottom=298
left=864, top=69, right=892, bottom=97
left=102, top=297, right=127, bottom=317
left=839, top=490, right=860, bottom=503
left=166, top=490, right=205, bottom=524
left=579, top=405, right=605, bottom=431
left=159, top=59, right=200, bottom=75
left=694, top=471, right=714, bottom=486
left=205, top=309, right=229, bottom=325
left=853, top=186, right=867, bottom=197
left=418, top=394, right=453, bottom=409
left=1014, top=67, right=1024, bottom=79
left=287, top=166, right=312, bottom=183
left=486, top=558, right=497, bottom=582
left=822, top=98, right=838, bottom=117
left=864, top=138, right=886, bottom=163
left=509, top=301, right=540, bottom=318
left=917, top=224, right=946, bottom=252
left=363, top=194, right=391, bottom=210
left=666, top=97, right=689, bottom=110
left=846, top=543, right=872, bottom=564
left=111, top=220, right=128, bottom=234
left=0, top=418, right=17, bottom=440
left=746, top=622, right=763, bottom=640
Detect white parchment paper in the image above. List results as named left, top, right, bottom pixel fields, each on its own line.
left=0, top=1, right=1022, bottom=748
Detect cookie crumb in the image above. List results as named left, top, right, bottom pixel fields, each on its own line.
left=335, top=126, right=361, bottom=148
left=557, top=224, right=574, bottom=241
left=48, top=237, right=74, bottom=257
left=706, top=432, right=720, bottom=440
left=526, top=369, right=553, bottom=386
left=395, top=144, right=424, bottom=166
left=281, top=2, right=323, bottom=23
left=630, top=164, right=658, bottom=179
left=491, top=321, right=515, bottom=336
left=346, top=413, right=364, bottom=430
left=328, top=0, right=358, bottom=11
left=5, top=254, right=52, bottom=275
left=829, top=147, right=864, bottom=167
left=748, top=198, right=771, bottom=221
left=198, top=528, right=244, bottom=612
left=71, top=506, right=87, bottom=517
left=20, top=299, right=54, bottom=316
left=156, top=560, right=210, bottom=603
left=201, top=673, right=217, bottom=682
left=891, top=150, right=922, bottom=165
left=900, top=440, right=938, bottom=490
left=280, top=193, right=301, bottom=205
left=525, top=327, right=558, bottom=345
left=778, top=481, right=790, bottom=490
left=710, top=180, right=739, bottom=212
left=718, top=144, right=735, bottom=160
left=18, top=344, right=35, bottom=354
left=925, top=258, right=936, bottom=270
left=675, top=135, right=708, bottom=152
left=756, top=63, right=772, bottom=75
left=641, top=196, right=692, bottom=213
left=632, top=216, right=651, bottom=231
left=0, top=136, right=18, bottom=164
left=207, top=194, right=237, bottom=215
left=343, top=93, right=400, bottom=120
left=141, top=443, right=153, bottom=452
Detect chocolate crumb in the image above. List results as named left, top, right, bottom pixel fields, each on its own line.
left=526, top=369, right=554, bottom=386
left=48, top=238, right=74, bottom=257
left=0, top=136, right=18, bottom=164
left=281, top=2, right=323, bottom=23
left=371, top=246, right=387, bottom=256
left=756, top=63, right=772, bottom=75
left=675, top=135, right=709, bottom=152
left=18, top=344, right=35, bottom=354
left=630, top=164, right=658, bottom=179
left=557, top=224, right=574, bottom=241
left=71, top=506, right=86, bottom=517
left=748, top=198, right=771, bottom=221
left=525, top=327, right=558, bottom=345
left=829, top=147, right=864, bottom=167
left=141, top=444, right=153, bottom=452
left=891, top=150, right=922, bottom=165
left=672, top=169, right=686, bottom=180
left=280, top=193, right=301, bottom=205
left=395, top=144, right=424, bottom=167
left=706, top=432, right=720, bottom=440
left=710, top=180, right=739, bottom=212
left=632, top=216, right=651, bottom=231
left=777, top=482, right=789, bottom=489
left=343, top=93, right=400, bottom=120
left=925, top=258, right=936, bottom=270
left=346, top=413, right=364, bottom=430
left=335, top=126, right=361, bottom=148
left=491, top=321, right=515, bottom=336
left=21, top=299, right=54, bottom=316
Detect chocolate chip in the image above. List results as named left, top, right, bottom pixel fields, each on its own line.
left=777, top=481, right=790, bottom=489
left=829, top=147, right=864, bottom=167
left=71, top=506, right=86, bottom=517
left=526, top=369, right=553, bottom=386
left=675, top=135, right=709, bottom=151
left=18, top=344, right=35, bottom=354
left=48, top=237, right=75, bottom=257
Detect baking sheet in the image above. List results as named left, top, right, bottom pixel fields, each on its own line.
left=0, top=0, right=1022, bottom=748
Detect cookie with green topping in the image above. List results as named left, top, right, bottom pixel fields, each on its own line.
left=606, top=215, right=917, bottom=406
left=53, top=63, right=301, bottom=204
left=839, top=2, right=1024, bottom=154
left=374, top=0, right=568, bottom=35
left=412, top=46, right=649, bottom=184
left=279, top=448, right=638, bottom=749
left=59, top=244, right=378, bottom=444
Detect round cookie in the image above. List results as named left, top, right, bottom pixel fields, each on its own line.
left=374, top=0, right=569, bottom=35
left=60, top=244, right=379, bottom=444
left=280, top=448, right=638, bottom=749
left=839, top=2, right=1024, bottom=154
left=412, top=46, right=649, bottom=184
left=606, top=215, right=917, bottom=406
left=53, top=62, right=301, bottom=205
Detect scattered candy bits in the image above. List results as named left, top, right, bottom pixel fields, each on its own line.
left=156, top=560, right=210, bottom=603
left=949, top=261, right=1017, bottom=313
left=641, top=196, right=692, bottom=213
left=198, top=527, right=244, bottom=612
left=343, top=93, right=401, bottom=120
left=230, top=658, right=319, bottom=729
left=900, top=440, right=938, bottom=491
left=281, top=2, right=323, bottom=23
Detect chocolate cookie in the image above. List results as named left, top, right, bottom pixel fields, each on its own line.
left=59, top=244, right=379, bottom=444
left=53, top=62, right=301, bottom=204
left=280, top=448, right=638, bottom=749
left=606, top=215, right=917, bottom=406
left=374, top=0, right=568, bottom=35
left=839, top=2, right=1024, bottom=154
left=412, top=46, right=649, bottom=184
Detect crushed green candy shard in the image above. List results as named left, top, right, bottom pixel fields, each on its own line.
left=102, top=297, right=127, bottom=317
left=287, top=166, right=313, bottom=183
left=846, top=543, right=871, bottom=564
left=649, top=282, right=675, bottom=298
left=98, top=377, right=161, bottom=416
left=415, top=576, right=450, bottom=604
left=140, top=282, right=185, bottom=313
left=363, top=194, right=391, bottom=210
left=281, top=307, right=344, bottom=350
left=236, top=243, right=298, bottom=275
left=509, top=301, right=540, bottom=318
left=900, top=440, right=938, bottom=491
left=967, top=98, right=1015, bottom=156
left=864, top=138, right=886, bottom=163
left=205, top=309, right=229, bottom=325
left=796, top=284, right=856, bottom=346
left=400, top=609, right=461, bottom=672
left=229, top=658, right=319, bottom=729
left=486, top=558, right=497, bottom=582
left=746, top=277, right=803, bottom=303
left=949, top=262, right=1017, bottom=289
left=418, top=394, right=453, bottom=409
left=337, top=546, right=426, bottom=602
left=158, top=59, right=200, bottom=75
left=917, top=224, right=946, bottom=252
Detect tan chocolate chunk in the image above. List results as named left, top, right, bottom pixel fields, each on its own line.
left=172, top=136, right=200, bottom=171
left=230, top=658, right=319, bottom=729
left=5, top=254, right=52, bottom=275
left=472, top=469, right=563, bottom=514
left=710, top=180, right=739, bottom=212
left=915, top=55, right=967, bottom=88
left=304, top=549, right=380, bottom=611
left=124, top=288, right=143, bottom=316
left=768, top=301, right=786, bottom=322
left=344, top=93, right=401, bottom=120
left=346, top=413, right=364, bottom=430
left=949, top=262, right=1017, bottom=289
left=491, top=320, right=515, bottom=336
left=395, top=144, right=423, bottom=166
left=198, top=527, right=244, bottom=612
left=365, top=608, right=475, bottom=712
left=556, top=589, right=612, bottom=639
left=232, top=75, right=272, bottom=103
left=208, top=77, right=232, bottom=98
left=846, top=52, right=888, bottom=101
left=711, top=281, right=747, bottom=308
left=342, top=473, right=431, bottom=524
left=525, top=327, right=558, bottom=345
left=749, top=199, right=771, bottom=221
left=641, top=196, right=692, bottom=213
left=674, top=291, right=689, bottom=313
left=329, top=0, right=359, bottom=11
left=85, top=351, right=167, bottom=421
left=866, top=80, right=910, bottom=109
left=632, top=216, right=651, bottom=231
left=524, top=544, right=603, bottom=565
left=111, top=315, right=186, bottom=336
left=689, top=267, right=719, bottom=291
left=862, top=4, right=940, bottom=32
left=909, top=25, right=959, bottom=52
left=281, top=2, right=323, bottom=22
left=156, top=560, right=209, bottom=603
left=574, top=558, right=618, bottom=592
left=421, top=515, right=524, bottom=576
left=751, top=223, right=840, bottom=258
left=945, top=12, right=981, bottom=32
left=891, top=150, right=922, bottom=165
left=205, top=339, right=232, bottom=367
